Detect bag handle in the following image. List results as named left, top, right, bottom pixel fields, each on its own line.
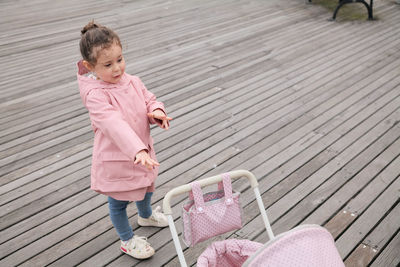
left=191, top=181, right=205, bottom=213
left=188, top=180, right=224, bottom=201
left=190, top=173, right=234, bottom=212
left=221, top=173, right=234, bottom=205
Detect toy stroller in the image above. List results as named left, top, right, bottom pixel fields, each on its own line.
left=163, top=170, right=344, bottom=267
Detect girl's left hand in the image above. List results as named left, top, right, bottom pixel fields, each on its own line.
left=147, top=109, right=172, bottom=130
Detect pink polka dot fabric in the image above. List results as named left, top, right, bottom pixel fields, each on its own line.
left=197, top=239, right=263, bottom=267
left=243, top=225, right=344, bottom=267
left=182, top=174, right=243, bottom=247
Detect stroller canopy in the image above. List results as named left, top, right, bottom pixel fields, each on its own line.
left=243, top=224, right=344, bottom=267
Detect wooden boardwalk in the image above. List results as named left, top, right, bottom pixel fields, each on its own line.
left=1, top=0, right=399, bottom=266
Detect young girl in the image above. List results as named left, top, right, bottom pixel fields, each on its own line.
left=77, top=21, right=172, bottom=260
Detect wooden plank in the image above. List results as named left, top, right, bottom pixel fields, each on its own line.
left=362, top=202, right=400, bottom=253
left=344, top=243, right=378, bottom=267
left=370, top=231, right=400, bottom=267
left=335, top=178, right=400, bottom=259
left=325, top=211, right=358, bottom=239
left=345, top=202, right=400, bottom=266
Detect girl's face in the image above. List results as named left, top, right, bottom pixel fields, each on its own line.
left=89, top=42, right=126, bottom=84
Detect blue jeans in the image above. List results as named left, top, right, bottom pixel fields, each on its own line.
left=108, top=192, right=153, bottom=241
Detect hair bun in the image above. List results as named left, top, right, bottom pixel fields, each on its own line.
left=81, top=21, right=100, bottom=35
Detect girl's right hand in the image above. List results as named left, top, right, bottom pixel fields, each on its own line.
left=134, top=150, right=160, bottom=170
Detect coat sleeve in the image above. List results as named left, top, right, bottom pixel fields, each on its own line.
left=85, top=89, right=148, bottom=160
left=133, top=77, right=166, bottom=125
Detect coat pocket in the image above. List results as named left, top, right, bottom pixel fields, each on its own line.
left=101, top=152, right=134, bottom=180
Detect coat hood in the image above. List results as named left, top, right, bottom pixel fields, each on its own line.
left=76, top=60, right=130, bottom=104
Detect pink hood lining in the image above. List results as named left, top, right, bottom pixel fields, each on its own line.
left=77, top=60, right=90, bottom=76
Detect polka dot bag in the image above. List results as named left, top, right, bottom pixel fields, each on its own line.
left=182, top=173, right=243, bottom=247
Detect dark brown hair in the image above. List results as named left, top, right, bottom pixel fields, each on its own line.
left=79, top=21, right=121, bottom=65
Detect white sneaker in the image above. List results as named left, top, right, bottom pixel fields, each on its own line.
left=138, top=206, right=169, bottom=227
left=120, top=235, right=155, bottom=259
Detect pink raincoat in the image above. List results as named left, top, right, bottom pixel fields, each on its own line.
left=77, top=61, right=165, bottom=201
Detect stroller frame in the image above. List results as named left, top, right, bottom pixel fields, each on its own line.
left=163, top=170, right=275, bottom=267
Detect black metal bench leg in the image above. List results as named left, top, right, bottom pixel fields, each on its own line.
left=367, top=0, right=374, bottom=20
left=332, top=0, right=373, bottom=20
left=332, top=1, right=347, bottom=20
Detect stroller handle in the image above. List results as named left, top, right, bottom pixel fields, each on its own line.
left=163, top=170, right=258, bottom=215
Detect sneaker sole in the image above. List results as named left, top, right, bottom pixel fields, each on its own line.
left=121, top=246, right=155, bottom=259
left=137, top=220, right=169, bottom=228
